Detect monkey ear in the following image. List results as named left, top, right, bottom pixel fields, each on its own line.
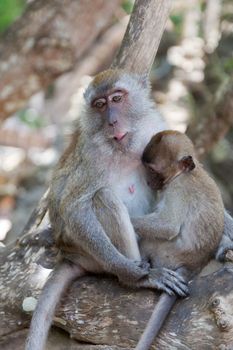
left=179, top=156, right=196, bottom=172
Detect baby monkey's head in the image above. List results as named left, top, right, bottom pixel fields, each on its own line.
left=142, top=130, right=196, bottom=190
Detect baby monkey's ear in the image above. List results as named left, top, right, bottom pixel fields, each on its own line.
left=179, top=155, right=196, bottom=172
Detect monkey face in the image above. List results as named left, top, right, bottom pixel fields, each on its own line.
left=83, top=70, right=152, bottom=151
left=142, top=130, right=196, bottom=190
left=144, top=165, right=165, bottom=190
left=91, top=89, right=130, bottom=144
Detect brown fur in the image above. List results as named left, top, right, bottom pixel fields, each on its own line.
left=91, top=69, right=123, bottom=87
left=134, top=131, right=225, bottom=350
left=135, top=130, right=225, bottom=274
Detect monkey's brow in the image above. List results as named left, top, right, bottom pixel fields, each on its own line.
left=92, top=87, right=126, bottom=102
left=93, top=82, right=115, bottom=96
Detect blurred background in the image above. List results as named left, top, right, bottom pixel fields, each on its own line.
left=0, top=0, right=232, bottom=247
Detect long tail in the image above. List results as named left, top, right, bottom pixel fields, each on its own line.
left=25, top=262, right=85, bottom=350
left=135, top=293, right=176, bottom=350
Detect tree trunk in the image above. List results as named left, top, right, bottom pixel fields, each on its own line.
left=112, top=0, right=172, bottom=74
left=1, top=214, right=233, bottom=349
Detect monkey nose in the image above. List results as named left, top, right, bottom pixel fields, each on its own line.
left=109, top=120, right=118, bottom=127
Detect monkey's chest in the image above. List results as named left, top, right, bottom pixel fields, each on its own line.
left=111, top=168, right=155, bottom=217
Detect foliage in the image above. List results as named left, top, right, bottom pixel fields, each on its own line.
left=0, top=0, right=26, bottom=33
left=122, top=0, right=134, bottom=14
left=170, top=13, right=183, bottom=36
left=18, top=109, right=44, bottom=129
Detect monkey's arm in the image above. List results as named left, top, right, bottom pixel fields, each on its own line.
left=132, top=213, right=180, bottom=241
left=93, top=188, right=141, bottom=260
left=216, top=210, right=233, bottom=261
left=92, top=188, right=188, bottom=295
left=62, top=198, right=148, bottom=284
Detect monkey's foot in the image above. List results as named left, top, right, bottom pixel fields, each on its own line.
left=138, top=267, right=189, bottom=297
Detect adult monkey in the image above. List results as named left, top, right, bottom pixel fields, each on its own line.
left=26, top=2, right=178, bottom=349
left=26, top=69, right=189, bottom=350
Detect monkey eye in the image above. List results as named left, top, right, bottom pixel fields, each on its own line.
left=146, top=164, right=156, bottom=173
left=111, top=91, right=124, bottom=103
left=93, top=98, right=106, bottom=109
left=149, top=167, right=156, bottom=173
left=112, top=95, right=122, bottom=102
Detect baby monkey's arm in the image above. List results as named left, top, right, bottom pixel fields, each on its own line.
left=132, top=212, right=180, bottom=241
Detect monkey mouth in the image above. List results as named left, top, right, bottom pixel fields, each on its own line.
left=113, top=132, right=128, bottom=142
left=147, top=174, right=165, bottom=191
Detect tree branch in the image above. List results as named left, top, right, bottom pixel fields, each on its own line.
left=1, top=222, right=233, bottom=349
left=0, top=0, right=121, bottom=122
left=112, top=0, right=172, bottom=74
left=187, top=78, right=233, bottom=158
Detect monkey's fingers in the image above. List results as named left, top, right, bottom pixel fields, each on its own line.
left=151, top=267, right=187, bottom=286
left=163, top=278, right=189, bottom=297
left=154, top=281, right=176, bottom=296
left=163, top=269, right=187, bottom=284
left=216, top=244, right=233, bottom=262
left=148, top=268, right=189, bottom=296
left=135, top=272, right=172, bottom=295
left=162, top=269, right=189, bottom=296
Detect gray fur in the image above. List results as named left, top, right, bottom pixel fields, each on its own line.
left=26, top=71, right=176, bottom=350
left=25, top=263, right=85, bottom=350
left=26, top=71, right=232, bottom=350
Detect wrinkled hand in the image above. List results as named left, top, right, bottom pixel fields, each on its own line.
left=138, top=267, right=189, bottom=297
left=216, top=243, right=233, bottom=262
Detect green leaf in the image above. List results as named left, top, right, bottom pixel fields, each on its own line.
left=0, top=0, right=26, bottom=33
left=122, top=0, right=134, bottom=14
left=18, top=109, right=44, bottom=129
left=170, top=13, right=183, bottom=36
left=224, top=58, right=233, bottom=74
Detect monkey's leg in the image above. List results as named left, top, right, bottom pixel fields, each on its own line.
left=62, top=196, right=149, bottom=285
left=25, top=262, right=85, bottom=350
left=216, top=210, right=233, bottom=261
left=92, top=188, right=152, bottom=286
left=93, top=188, right=141, bottom=260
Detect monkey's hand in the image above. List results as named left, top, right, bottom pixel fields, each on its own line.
left=116, top=260, right=150, bottom=286
left=217, top=211, right=233, bottom=262
left=137, top=267, right=189, bottom=297
left=216, top=242, right=233, bottom=262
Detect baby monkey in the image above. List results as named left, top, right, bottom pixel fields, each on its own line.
left=134, top=130, right=224, bottom=350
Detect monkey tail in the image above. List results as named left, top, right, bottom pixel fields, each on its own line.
left=25, top=261, right=85, bottom=350
left=135, top=293, right=176, bottom=350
